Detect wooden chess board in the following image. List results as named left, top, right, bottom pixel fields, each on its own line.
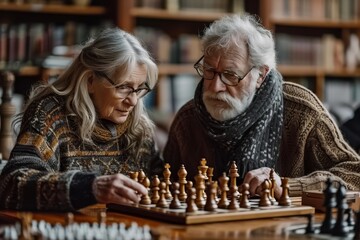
left=107, top=198, right=315, bottom=225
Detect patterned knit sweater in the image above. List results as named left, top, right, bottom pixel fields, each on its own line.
left=163, top=82, right=360, bottom=196
left=0, top=94, right=163, bottom=211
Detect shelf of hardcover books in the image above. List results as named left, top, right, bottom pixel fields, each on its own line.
left=0, top=3, right=106, bottom=15
left=0, top=2, right=113, bottom=80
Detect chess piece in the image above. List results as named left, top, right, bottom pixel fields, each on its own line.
left=140, top=176, right=151, bottom=205
left=186, top=181, right=198, bottom=213
left=207, top=167, right=214, bottom=182
left=65, top=212, right=74, bottom=225
left=97, top=211, right=106, bottom=225
left=204, top=181, right=218, bottom=211
left=217, top=172, right=229, bottom=209
left=345, top=208, right=355, bottom=227
left=163, top=163, right=172, bottom=199
left=228, top=188, right=240, bottom=210
left=320, top=178, right=336, bottom=234
left=332, top=183, right=349, bottom=236
left=278, top=177, right=291, bottom=206
left=198, top=158, right=209, bottom=181
left=240, top=183, right=251, bottom=209
left=305, top=214, right=315, bottom=234
left=194, top=170, right=206, bottom=209
left=170, top=182, right=182, bottom=209
left=0, top=71, right=16, bottom=160
left=228, top=161, right=240, bottom=199
left=354, top=210, right=360, bottom=240
left=177, top=164, right=187, bottom=202
left=129, top=171, right=138, bottom=182
left=269, top=169, right=277, bottom=204
left=259, top=180, right=271, bottom=207
left=150, top=175, right=160, bottom=204
left=19, top=212, right=32, bottom=240
left=138, top=169, right=146, bottom=184
left=156, top=182, right=169, bottom=208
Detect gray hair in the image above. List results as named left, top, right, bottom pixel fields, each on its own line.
left=19, top=28, right=158, bottom=157
left=202, top=14, right=276, bottom=72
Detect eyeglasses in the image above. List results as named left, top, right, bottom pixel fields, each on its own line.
left=193, top=56, right=254, bottom=86
left=95, top=71, right=151, bottom=99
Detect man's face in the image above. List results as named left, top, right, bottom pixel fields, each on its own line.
left=202, top=52, right=258, bottom=121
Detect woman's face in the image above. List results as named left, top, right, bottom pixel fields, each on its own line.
left=88, top=64, right=148, bottom=124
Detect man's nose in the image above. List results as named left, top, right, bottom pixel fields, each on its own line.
left=208, top=73, right=227, bottom=92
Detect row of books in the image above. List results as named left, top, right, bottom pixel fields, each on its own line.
left=0, top=21, right=111, bottom=70
left=275, top=33, right=346, bottom=70
left=0, top=0, right=93, bottom=5
left=135, top=0, right=245, bottom=13
left=272, top=0, right=359, bottom=21
left=134, top=26, right=202, bottom=64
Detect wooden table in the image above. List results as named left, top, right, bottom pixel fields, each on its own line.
left=0, top=204, right=335, bottom=240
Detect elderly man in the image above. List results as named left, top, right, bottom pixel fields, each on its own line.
left=163, top=14, right=360, bottom=199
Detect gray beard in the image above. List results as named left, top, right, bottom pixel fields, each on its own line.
left=203, top=89, right=256, bottom=121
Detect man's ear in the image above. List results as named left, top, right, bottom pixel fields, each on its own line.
left=256, top=65, right=269, bottom=88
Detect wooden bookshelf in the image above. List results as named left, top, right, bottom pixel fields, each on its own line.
left=131, top=7, right=228, bottom=21
left=0, top=3, right=107, bottom=15
left=260, top=0, right=360, bottom=102
left=0, top=1, right=117, bottom=84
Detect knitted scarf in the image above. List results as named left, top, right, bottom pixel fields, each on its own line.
left=195, top=69, right=284, bottom=180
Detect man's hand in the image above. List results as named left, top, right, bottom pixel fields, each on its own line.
left=242, top=167, right=282, bottom=199
left=92, top=174, right=147, bottom=204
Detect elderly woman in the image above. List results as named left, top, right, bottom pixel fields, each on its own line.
left=0, top=28, right=163, bottom=211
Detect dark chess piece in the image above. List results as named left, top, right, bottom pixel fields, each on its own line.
left=332, top=183, right=349, bottom=236
left=345, top=208, right=355, bottom=227
left=353, top=209, right=360, bottom=240
left=320, top=178, right=336, bottom=234
left=354, top=210, right=360, bottom=240
left=305, top=214, right=315, bottom=234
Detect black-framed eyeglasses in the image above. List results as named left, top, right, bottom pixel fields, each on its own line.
left=193, top=55, right=254, bottom=86
left=95, top=71, right=151, bottom=99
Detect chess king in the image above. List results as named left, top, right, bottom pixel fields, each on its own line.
left=163, top=14, right=360, bottom=200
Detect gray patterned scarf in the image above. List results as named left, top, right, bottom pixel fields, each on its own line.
left=195, top=69, right=284, bottom=180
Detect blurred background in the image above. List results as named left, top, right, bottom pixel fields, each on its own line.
left=0, top=0, right=359, bottom=152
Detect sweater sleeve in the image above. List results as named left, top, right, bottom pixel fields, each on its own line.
left=281, top=82, right=360, bottom=196
left=287, top=113, right=360, bottom=196
left=0, top=96, right=99, bottom=211
left=0, top=143, right=98, bottom=211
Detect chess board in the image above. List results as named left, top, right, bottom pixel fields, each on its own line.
left=107, top=198, right=315, bottom=225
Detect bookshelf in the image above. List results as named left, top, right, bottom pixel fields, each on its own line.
left=260, top=0, right=360, bottom=103
left=0, top=1, right=121, bottom=80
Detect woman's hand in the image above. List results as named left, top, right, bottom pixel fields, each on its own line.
left=92, top=174, right=147, bottom=204
left=242, top=167, right=282, bottom=199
